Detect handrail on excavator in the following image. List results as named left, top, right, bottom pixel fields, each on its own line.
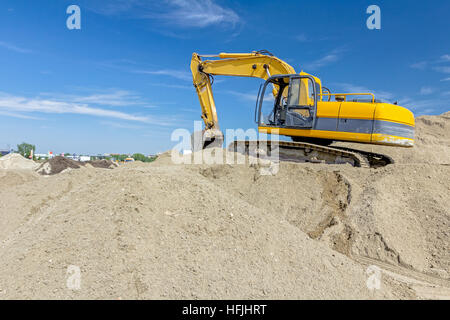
left=318, top=92, right=375, bottom=103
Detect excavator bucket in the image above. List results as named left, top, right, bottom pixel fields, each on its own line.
left=191, top=130, right=224, bottom=152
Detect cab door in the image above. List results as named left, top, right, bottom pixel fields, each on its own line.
left=283, top=76, right=317, bottom=128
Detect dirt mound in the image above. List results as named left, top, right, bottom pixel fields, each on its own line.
left=0, top=153, right=37, bottom=170
left=36, top=157, right=117, bottom=175
left=0, top=169, right=39, bottom=188
left=86, top=159, right=118, bottom=169
left=36, top=156, right=82, bottom=175
left=0, top=162, right=394, bottom=299
left=0, top=112, right=448, bottom=299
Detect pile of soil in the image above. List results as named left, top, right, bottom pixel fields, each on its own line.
left=36, top=157, right=117, bottom=175
left=0, top=153, right=37, bottom=170
left=0, top=112, right=448, bottom=299
left=87, top=159, right=118, bottom=169
left=36, top=156, right=82, bottom=175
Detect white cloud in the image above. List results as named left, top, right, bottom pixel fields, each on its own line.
left=306, top=54, right=338, bottom=70
left=440, top=54, right=450, bottom=62
left=411, top=54, right=450, bottom=72
left=0, top=110, right=42, bottom=120
left=295, top=34, right=308, bottom=42
left=294, top=34, right=330, bottom=43
left=0, top=41, right=32, bottom=54
left=225, top=89, right=274, bottom=102
left=41, top=90, right=155, bottom=107
left=87, top=0, right=240, bottom=28
left=335, top=83, right=394, bottom=101
left=399, top=98, right=449, bottom=115
left=217, top=81, right=445, bottom=116
left=419, top=86, right=435, bottom=95
left=0, top=92, right=175, bottom=125
left=304, top=48, right=345, bottom=70
left=100, top=121, right=143, bottom=129
left=440, top=77, right=450, bottom=82
left=159, top=0, right=240, bottom=28
left=410, top=61, right=427, bottom=70
left=433, top=66, right=450, bottom=74
left=226, top=90, right=258, bottom=101
left=150, top=83, right=193, bottom=90
left=93, top=0, right=139, bottom=15
left=135, top=69, right=192, bottom=81
left=415, top=108, right=435, bottom=116
left=179, top=107, right=198, bottom=113
left=71, top=91, right=140, bottom=106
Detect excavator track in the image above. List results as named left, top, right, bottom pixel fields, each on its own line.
left=228, top=140, right=393, bottom=168
left=330, top=146, right=394, bottom=168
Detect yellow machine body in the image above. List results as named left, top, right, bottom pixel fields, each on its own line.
left=260, top=100, right=415, bottom=147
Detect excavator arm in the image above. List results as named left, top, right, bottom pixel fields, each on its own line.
left=190, top=51, right=299, bottom=148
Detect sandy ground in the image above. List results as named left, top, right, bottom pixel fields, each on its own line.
left=0, top=112, right=449, bottom=299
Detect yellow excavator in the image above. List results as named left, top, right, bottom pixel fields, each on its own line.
left=190, top=50, right=415, bottom=167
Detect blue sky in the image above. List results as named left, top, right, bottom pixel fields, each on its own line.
left=0, top=0, right=449, bottom=154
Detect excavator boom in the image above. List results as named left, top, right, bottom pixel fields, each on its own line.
left=191, top=51, right=295, bottom=133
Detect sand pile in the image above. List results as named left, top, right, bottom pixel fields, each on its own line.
left=0, top=169, right=39, bottom=188
left=88, top=159, right=118, bottom=169
left=0, top=153, right=37, bottom=170
left=0, top=112, right=448, bottom=299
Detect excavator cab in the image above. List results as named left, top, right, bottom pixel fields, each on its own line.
left=257, top=74, right=318, bottom=129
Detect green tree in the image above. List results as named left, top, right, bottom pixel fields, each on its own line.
left=132, top=153, right=148, bottom=162
left=17, top=142, right=35, bottom=159
left=117, top=154, right=129, bottom=161
left=132, top=153, right=158, bottom=163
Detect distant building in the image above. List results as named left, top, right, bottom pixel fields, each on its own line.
left=35, top=152, right=55, bottom=160
left=35, top=153, right=49, bottom=159
left=0, top=149, right=10, bottom=156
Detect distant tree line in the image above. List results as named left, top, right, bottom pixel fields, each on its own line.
left=132, top=153, right=157, bottom=163
left=11, top=142, right=157, bottom=163
left=111, top=153, right=157, bottom=163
